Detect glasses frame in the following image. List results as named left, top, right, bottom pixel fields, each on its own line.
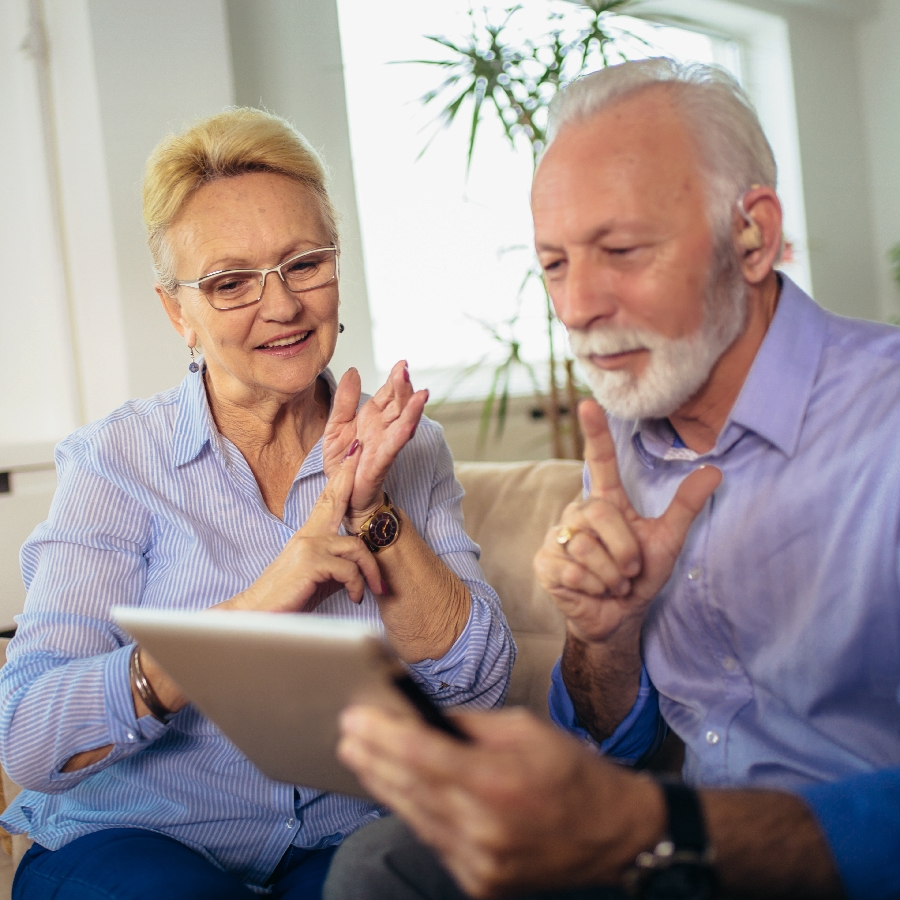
left=176, top=245, right=339, bottom=311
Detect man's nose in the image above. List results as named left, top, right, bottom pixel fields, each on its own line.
left=551, top=258, right=615, bottom=331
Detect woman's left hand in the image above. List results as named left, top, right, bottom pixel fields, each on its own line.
left=323, top=361, right=428, bottom=518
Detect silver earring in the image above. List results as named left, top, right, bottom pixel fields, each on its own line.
left=339, top=323, right=345, bottom=334
left=188, top=347, right=199, bottom=373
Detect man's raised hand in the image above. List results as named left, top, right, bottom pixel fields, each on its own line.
left=534, top=399, right=721, bottom=643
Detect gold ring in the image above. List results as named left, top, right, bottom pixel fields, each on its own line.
left=556, top=526, right=575, bottom=549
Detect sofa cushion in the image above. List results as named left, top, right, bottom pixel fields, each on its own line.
left=455, top=460, right=583, bottom=716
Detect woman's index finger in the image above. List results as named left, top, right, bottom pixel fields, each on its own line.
left=578, top=400, right=632, bottom=507
left=330, top=367, right=362, bottom=429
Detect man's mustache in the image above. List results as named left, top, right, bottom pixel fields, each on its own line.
left=568, top=327, right=660, bottom=358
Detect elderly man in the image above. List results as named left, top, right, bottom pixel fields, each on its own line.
left=324, top=59, right=900, bottom=900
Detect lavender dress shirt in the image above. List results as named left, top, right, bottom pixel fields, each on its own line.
left=550, top=275, right=900, bottom=895
left=553, top=274, right=900, bottom=787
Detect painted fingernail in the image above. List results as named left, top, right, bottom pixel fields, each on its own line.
left=344, top=439, right=360, bottom=459
left=381, top=580, right=388, bottom=595
left=403, top=366, right=410, bottom=383
left=616, top=579, right=631, bottom=596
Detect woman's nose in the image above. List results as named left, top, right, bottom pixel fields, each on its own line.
left=258, top=270, right=302, bottom=320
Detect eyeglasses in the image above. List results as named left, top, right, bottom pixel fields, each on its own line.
left=176, top=246, right=339, bottom=311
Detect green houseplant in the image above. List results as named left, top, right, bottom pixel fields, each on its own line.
left=405, top=0, right=662, bottom=457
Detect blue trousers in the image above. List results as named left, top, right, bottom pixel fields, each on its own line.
left=13, top=827, right=337, bottom=900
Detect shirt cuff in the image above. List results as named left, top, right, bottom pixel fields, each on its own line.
left=407, top=597, right=478, bottom=690
left=104, top=643, right=171, bottom=744
left=47, top=645, right=170, bottom=785
left=548, top=659, right=663, bottom=764
left=798, top=768, right=900, bottom=900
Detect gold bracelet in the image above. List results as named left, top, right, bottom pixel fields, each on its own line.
left=129, top=645, right=173, bottom=723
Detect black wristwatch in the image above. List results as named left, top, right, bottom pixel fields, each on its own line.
left=355, top=492, right=401, bottom=553
left=625, top=780, right=718, bottom=900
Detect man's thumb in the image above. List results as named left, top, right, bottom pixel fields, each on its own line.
left=660, top=466, right=722, bottom=546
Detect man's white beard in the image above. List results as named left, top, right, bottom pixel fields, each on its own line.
left=568, top=263, right=749, bottom=420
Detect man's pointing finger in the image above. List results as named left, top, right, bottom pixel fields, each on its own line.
left=580, top=400, right=633, bottom=510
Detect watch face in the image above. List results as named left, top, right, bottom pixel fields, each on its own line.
left=366, top=512, right=399, bottom=549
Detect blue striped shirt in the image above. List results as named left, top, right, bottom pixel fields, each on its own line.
left=0, top=367, right=514, bottom=887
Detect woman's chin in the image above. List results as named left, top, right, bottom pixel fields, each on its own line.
left=207, top=354, right=329, bottom=404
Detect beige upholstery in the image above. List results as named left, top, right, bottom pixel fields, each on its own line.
left=0, top=459, right=583, bottom=887
left=455, top=459, right=583, bottom=716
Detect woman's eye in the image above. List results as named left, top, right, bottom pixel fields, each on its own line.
left=209, top=274, right=253, bottom=296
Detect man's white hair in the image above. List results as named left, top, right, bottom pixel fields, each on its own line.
left=545, top=58, right=777, bottom=244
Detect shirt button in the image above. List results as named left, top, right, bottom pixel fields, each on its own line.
left=126, top=732, right=135, bottom=741
left=285, top=818, right=294, bottom=828
left=687, top=567, right=703, bottom=581
left=705, top=730, right=720, bottom=745
left=722, top=657, right=737, bottom=671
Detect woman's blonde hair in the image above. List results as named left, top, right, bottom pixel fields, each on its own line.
left=142, top=107, right=339, bottom=294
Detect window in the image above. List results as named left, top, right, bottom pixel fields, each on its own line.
left=336, top=0, right=809, bottom=398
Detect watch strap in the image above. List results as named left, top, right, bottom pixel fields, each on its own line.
left=660, top=780, right=707, bottom=855
left=626, top=780, right=717, bottom=899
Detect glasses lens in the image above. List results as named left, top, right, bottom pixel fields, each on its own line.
left=282, top=249, right=336, bottom=291
left=200, top=271, right=260, bottom=309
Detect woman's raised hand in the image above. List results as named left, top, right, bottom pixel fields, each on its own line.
left=322, top=362, right=428, bottom=518
left=227, top=443, right=384, bottom=613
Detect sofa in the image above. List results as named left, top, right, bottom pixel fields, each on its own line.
left=0, top=458, right=584, bottom=889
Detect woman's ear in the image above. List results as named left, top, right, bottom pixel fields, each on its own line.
left=156, top=285, right=196, bottom=347
left=734, top=186, right=783, bottom=286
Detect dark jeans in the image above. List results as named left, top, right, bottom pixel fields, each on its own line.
left=13, top=827, right=337, bottom=900
left=323, top=816, right=627, bottom=900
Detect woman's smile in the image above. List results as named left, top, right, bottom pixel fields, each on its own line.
left=256, top=328, right=314, bottom=356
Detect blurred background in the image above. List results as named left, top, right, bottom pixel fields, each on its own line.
left=1, top=0, right=898, bottom=626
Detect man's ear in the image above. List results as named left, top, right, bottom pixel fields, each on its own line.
left=734, top=186, right=783, bottom=286
left=156, top=285, right=196, bottom=347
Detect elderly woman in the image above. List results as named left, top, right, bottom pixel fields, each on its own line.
left=0, top=108, right=514, bottom=900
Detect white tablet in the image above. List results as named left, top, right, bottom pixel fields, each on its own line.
left=111, top=607, right=457, bottom=799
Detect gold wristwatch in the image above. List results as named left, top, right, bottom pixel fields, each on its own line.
left=355, top=492, right=401, bottom=553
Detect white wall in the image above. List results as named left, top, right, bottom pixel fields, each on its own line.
left=653, top=0, right=885, bottom=319
left=857, top=0, right=900, bottom=320
left=86, top=0, right=236, bottom=401
left=0, top=0, right=81, bottom=446
left=225, top=0, right=377, bottom=389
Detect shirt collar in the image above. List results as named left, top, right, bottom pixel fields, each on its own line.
left=171, top=363, right=339, bottom=469
left=173, top=364, right=215, bottom=467
left=631, top=273, right=827, bottom=465
left=720, top=274, right=826, bottom=458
